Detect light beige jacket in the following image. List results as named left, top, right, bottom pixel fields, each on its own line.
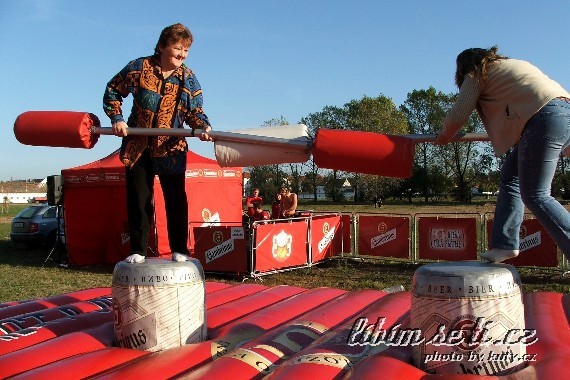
left=443, top=59, right=570, bottom=156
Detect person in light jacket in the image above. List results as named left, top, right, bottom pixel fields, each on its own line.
left=435, top=46, right=570, bottom=263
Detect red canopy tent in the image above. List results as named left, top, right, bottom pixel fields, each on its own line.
left=61, top=150, right=243, bottom=266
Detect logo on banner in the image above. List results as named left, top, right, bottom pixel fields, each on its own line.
left=231, top=227, right=244, bottom=240
left=318, top=222, right=336, bottom=253
left=212, top=231, right=223, bottom=245
left=519, top=226, right=541, bottom=252
left=201, top=208, right=221, bottom=227
left=430, top=228, right=465, bottom=250
left=185, top=169, right=201, bottom=178
left=371, top=223, right=397, bottom=249
left=121, top=233, right=130, bottom=245
left=205, top=237, right=235, bottom=263
left=272, top=230, right=292, bottom=261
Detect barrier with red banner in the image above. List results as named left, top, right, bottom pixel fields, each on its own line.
left=486, top=217, right=558, bottom=267
left=341, top=213, right=352, bottom=254
left=309, top=214, right=342, bottom=263
left=416, top=215, right=479, bottom=261
left=193, top=225, right=249, bottom=274
left=357, top=214, right=411, bottom=259
left=252, top=219, right=309, bottom=274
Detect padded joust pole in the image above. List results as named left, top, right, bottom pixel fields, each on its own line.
left=14, top=111, right=489, bottom=178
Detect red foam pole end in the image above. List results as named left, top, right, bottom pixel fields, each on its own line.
left=14, top=111, right=100, bottom=149
left=312, top=129, right=416, bottom=178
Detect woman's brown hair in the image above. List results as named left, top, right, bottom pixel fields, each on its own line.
left=455, top=46, right=508, bottom=88
left=154, top=23, right=193, bottom=56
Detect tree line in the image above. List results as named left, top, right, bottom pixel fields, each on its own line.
left=246, top=87, right=570, bottom=203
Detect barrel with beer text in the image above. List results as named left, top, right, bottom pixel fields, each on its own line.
left=410, top=261, right=526, bottom=375
left=112, top=257, right=207, bottom=352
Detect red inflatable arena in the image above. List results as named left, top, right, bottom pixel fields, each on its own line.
left=0, top=283, right=568, bottom=378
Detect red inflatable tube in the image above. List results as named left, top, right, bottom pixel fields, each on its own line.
left=0, top=296, right=112, bottom=335
left=312, top=129, right=416, bottom=178
left=13, top=110, right=100, bottom=149
left=0, top=287, right=111, bottom=319
left=0, top=309, right=112, bottom=356
left=522, top=292, right=570, bottom=361
left=562, top=294, right=570, bottom=322
left=187, top=289, right=388, bottom=379
left=205, top=282, right=234, bottom=294
left=208, top=287, right=347, bottom=340
left=10, top=347, right=150, bottom=380
left=265, top=291, right=411, bottom=379
left=0, top=322, right=113, bottom=378
left=206, top=283, right=268, bottom=309
left=206, top=285, right=306, bottom=330
left=343, top=292, right=570, bottom=379
left=94, top=287, right=348, bottom=379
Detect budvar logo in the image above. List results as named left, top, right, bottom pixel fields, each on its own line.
left=371, top=228, right=397, bottom=249
left=205, top=238, right=234, bottom=263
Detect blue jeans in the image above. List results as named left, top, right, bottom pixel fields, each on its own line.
left=492, top=98, right=570, bottom=259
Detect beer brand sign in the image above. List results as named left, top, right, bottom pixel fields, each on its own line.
left=418, top=217, right=477, bottom=261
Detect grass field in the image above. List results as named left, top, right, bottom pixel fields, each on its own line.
left=1, top=201, right=568, bottom=303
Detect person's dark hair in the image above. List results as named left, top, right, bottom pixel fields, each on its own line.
left=455, top=46, right=508, bottom=88
left=154, top=23, right=193, bottom=56
left=253, top=202, right=262, bottom=210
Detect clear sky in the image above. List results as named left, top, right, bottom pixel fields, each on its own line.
left=1, top=0, right=569, bottom=181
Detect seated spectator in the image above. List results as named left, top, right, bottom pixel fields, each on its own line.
left=245, top=188, right=263, bottom=217
left=251, top=202, right=270, bottom=222
left=271, top=193, right=283, bottom=219
left=279, top=186, right=297, bottom=217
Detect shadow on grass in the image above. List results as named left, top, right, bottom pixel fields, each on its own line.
left=0, top=239, right=115, bottom=275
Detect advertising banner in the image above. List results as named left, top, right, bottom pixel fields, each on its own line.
left=417, top=217, right=478, bottom=261
left=486, top=218, right=558, bottom=267
left=253, top=220, right=309, bottom=273
left=310, top=215, right=342, bottom=263
left=193, top=226, right=248, bottom=273
left=358, top=215, right=410, bottom=259
left=341, top=214, right=352, bottom=254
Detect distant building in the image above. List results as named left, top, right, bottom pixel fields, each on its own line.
left=0, top=192, right=47, bottom=204
left=1, top=178, right=48, bottom=203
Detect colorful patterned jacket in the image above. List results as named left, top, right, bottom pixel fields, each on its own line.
left=103, top=55, right=211, bottom=169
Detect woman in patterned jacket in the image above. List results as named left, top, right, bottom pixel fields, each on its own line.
left=435, top=46, right=570, bottom=263
left=104, top=23, right=213, bottom=264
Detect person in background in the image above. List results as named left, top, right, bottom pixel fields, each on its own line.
left=245, top=188, right=263, bottom=218
left=251, top=202, right=270, bottom=222
left=104, top=23, right=213, bottom=264
left=435, top=46, right=570, bottom=263
left=271, top=193, right=283, bottom=219
left=279, top=186, right=298, bottom=217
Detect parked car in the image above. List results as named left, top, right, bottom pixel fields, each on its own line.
left=10, top=205, right=63, bottom=248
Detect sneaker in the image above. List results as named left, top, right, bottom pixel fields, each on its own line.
left=172, top=252, right=190, bottom=262
left=125, top=253, right=146, bottom=263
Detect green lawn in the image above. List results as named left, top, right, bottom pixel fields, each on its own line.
left=0, top=201, right=568, bottom=303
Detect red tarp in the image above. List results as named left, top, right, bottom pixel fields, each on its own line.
left=61, top=150, right=243, bottom=266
